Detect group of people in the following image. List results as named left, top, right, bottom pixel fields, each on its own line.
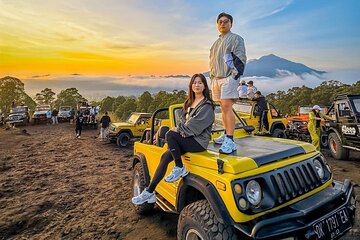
left=132, top=12, right=247, bottom=205
left=73, top=109, right=111, bottom=140
left=132, top=12, right=331, bottom=207
left=237, top=80, right=257, bottom=99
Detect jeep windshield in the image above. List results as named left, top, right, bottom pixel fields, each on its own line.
left=351, top=97, right=360, bottom=114
left=10, top=107, right=28, bottom=113
left=233, top=102, right=252, bottom=114
left=36, top=106, right=50, bottom=111
left=299, top=106, right=326, bottom=114
left=127, top=113, right=140, bottom=124
left=59, top=107, right=71, bottom=111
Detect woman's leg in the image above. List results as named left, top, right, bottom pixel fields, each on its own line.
left=147, top=150, right=173, bottom=193
left=166, top=131, right=205, bottom=168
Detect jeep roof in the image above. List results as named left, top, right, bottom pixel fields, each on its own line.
left=10, top=106, right=28, bottom=114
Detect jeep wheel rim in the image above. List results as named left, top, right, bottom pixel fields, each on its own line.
left=330, top=139, right=337, bottom=153
left=133, top=171, right=141, bottom=197
left=185, top=229, right=204, bottom=240
left=121, top=136, right=130, bottom=146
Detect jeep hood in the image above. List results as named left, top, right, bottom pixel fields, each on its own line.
left=112, top=122, right=133, bottom=128
left=203, top=136, right=316, bottom=174
left=34, top=110, right=49, bottom=115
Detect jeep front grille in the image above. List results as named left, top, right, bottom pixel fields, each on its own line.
left=270, top=162, right=322, bottom=204
left=231, top=155, right=331, bottom=214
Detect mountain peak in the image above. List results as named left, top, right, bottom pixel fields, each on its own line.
left=244, top=54, right=326, bottom=77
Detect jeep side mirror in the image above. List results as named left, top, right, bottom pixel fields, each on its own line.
left=243, top=125, right=255, bottom=134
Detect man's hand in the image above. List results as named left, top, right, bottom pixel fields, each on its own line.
left=170, top=127, right=178, bottom=132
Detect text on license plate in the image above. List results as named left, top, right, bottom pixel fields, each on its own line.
left=313, top=208, right=350, bottom=240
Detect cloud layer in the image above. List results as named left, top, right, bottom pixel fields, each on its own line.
left=22, top=69, right=360, bottom=101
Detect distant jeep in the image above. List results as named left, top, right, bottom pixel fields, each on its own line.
left=58, top=106, right=72, bottom=122
left=109, top=112, right=152, bottom=147
left=32, top=104, right=51, bottom=124
left=233, top=99, right=287, bottom=138
left=79, top=106, right=98, bottom=129
left=6, top=106, right=30, bottom=126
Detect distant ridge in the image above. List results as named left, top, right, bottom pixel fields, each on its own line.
left=203, top=54, right=326, bottom=78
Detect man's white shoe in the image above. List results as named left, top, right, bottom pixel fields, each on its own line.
left=214, top=133, right=226, bottom=145
left=164, top=166, right=189, bottom=183
left=132, top=189, right=156, bottom=205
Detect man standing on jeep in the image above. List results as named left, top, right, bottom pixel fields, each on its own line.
left=210, top=12, right=246, bottom=154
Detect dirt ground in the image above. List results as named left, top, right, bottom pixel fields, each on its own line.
left=0, top=123, right=359, bottom=240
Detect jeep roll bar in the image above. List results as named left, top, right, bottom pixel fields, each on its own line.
left=150, top=107, right=168, bottom=145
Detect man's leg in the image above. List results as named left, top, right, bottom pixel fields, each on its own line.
left=220, top=99, right=235, bottom=136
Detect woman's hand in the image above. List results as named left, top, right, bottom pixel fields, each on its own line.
left=170, top=127, right=178, bottom=132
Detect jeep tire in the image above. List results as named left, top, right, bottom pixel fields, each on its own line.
left=177, top=199, right=237, bottom=240
left=271, top=128, right=286, bottom=138
left=329, top=132, right=349, bottom=160
left=132, top=162, right=154, bottom=214
left=117, top=132, right=131, bottom=147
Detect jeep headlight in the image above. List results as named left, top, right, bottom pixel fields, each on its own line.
left=246, top=180, right=262, bottom=206
left=313, top=159, right=325, bottom=180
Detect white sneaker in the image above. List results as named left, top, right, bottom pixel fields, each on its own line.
left=132, top=189, right=156, bottom=205
left=214, top=133, right=226, bottom=145
left=219, top=137, right=237, bottom=154
left=164, top=166, right=189, bottom=183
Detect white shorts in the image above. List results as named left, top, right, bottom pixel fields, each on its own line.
left=211, top=76, right=240, bottom=101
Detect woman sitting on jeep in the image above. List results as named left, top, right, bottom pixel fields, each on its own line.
left=132, top=73, right=215, bottom=205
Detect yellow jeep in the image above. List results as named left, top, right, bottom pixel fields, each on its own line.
left=131, top=104, right=356, bottom=240
left=108, top=112, right=152, bottom=147
left=233, top=99, right=288, bottom=138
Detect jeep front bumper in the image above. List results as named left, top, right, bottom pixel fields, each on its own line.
left=235, top=179, right=356, bottom=240
left=108, top=132, right=117, bottom=142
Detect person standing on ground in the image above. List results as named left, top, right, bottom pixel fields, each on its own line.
left=132, top=73, right=215, bottom=205
left=75, top=111, right=84, bottom=138
left=46, top=109, right=52, bottom=124
left=210, top=12, right=247, bottom=154
left=308, top=105, right=332, bottom=151
left=253, top=91, right=269, bottom=134
left=247, top=80, right=257, bottom=99
left=69, top=108, right=75, bottom=124
left=52, top=108, right=59, bottom=125
left=99, top=112, right=111, bottom=141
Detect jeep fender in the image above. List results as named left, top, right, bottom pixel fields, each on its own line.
left=117, top=129, right=133, bottom=138
left=132, top=153, right=150, bottom=186
left=176, top=174, right=234, bottom=225
left=270, top=121, right=285, bottom=132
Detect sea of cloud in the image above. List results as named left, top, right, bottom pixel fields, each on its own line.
left=23, top=69, right=360, bottom=101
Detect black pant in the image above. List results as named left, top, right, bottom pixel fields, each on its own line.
left=147, top=131, right=204, bottom=193
left=259, top=110, right=269, bottom=131
left=75, top=126, right=82, bottom=136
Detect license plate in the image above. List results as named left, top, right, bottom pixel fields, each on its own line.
left=312, top=208, right=351, bottom=240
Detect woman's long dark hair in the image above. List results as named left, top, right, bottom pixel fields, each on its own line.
left=183, top=73, right=214, bottom=110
